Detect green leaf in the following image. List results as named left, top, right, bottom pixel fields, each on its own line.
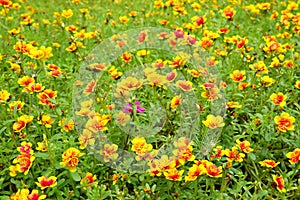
left=70, top=171, right=81, bottom=182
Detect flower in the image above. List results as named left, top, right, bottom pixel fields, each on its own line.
left=170, top=96, right=181, bottom=109
left=164, top=168, right=184, bottom=181
left=272, top=175, right=286, bottom=193
left=99, top=144, right=118, bottom=162
left=0, top=89, right=10, bottom=102
left=80, top=172, right=98, bottom=190
left=59, top=118, right=75, bottom=132
left=147, top=155, right=177, bottom=176
left=176, top=80, right=193, bottom=92
left=60, top=147, right=84, bottom=172
left=114, top=111, right=130, bottom=126
left=261, top=76, right=274, bottom=87
left=185, top=164, right=206, bottom=181
left=18, top=141, right=34, bottom=155
left=131, top=136, right=153, bottom=158
left=236, top=139, right=253, bottom=153
left=12, top=153, right=35, bottom=175
left=270, top=92, right=287, bottom=108
left=8, top=101, right=25, bottom=111
left=224, top=146, right=245, bottom=163
left=36, top=176, right=57, bottom=190
left=13, top=115, right=34, bottom=133
left=121, top=52, right=132, bottom=63
left=119, top=16, right=130, bottom=23
left=36, top=141, right=48, bottom=152
left=9, top=189, right=46, bottom=200
left=230, top=70, right=246, bottom=82
left=38, top=114, right=55, bottom=128
left=295, top=80, right=300, bottom=89
left=118, top=77, right=142, bottom=90
left=85, top=114, right=109, bottom=132
left=206, top=163, right=223, bottom=178
left=274, top=112, right=295, bottom=132
left=147, top=73, right=166, bottom=87
left=286, top=148, right=300, bottom=164
left=202, top=115, right=225, bottom=129
left=61, top=9, right=73, bottom=18
left=78, top=129, right=95, bottom=149
left=259, top=159, right=280, bottom=168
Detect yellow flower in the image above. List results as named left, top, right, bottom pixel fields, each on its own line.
left=202, top=115, right=225, bottom=129
left=230, top=70, right=246, bottom=82
left=60, top=147, right=84, bottom=172
left=38, top=114, right=55, bottom=128
left=170, top=96, right=181, bottom=109
left=59, top=118, right=74, bottom=132
left=261, top=76, right=274, bottom=87
left=61, top=9, right=73, bottom=18
left=259, top=159, right=280, bottom=168
left=270, top=92, right=287, bottom=108
left=131, top=136, right=153, bottom=157
left=36, top=176, right=57, bottom=190
left=274, top=112, right=295, bottom=132
left=0, top=89, right=10, bottom=102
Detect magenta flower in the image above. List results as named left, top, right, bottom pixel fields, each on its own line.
left=123, top=101, right=145, bottom=114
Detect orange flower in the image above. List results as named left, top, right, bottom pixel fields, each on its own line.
left=224, top=146, right=245, bottom=163
left=286, top=148, right=300, bottom=164
left=12, top=153, right=35, bottom=175
left=114, top=111, right=130, bottom=126
left=270, top=92, right=287, bottom=107
left=61, top=9, right=73, bottom=18
left=259, top=159, right=280, bottom=168
left=119, top=16, right=130, bottom=23
left=8, top=101, right=25, bottom=111
left=13, top=115, right=34, bottom=133
left=170, top=96, right=181, bottom=109
left=272, top=175, right=286, bottom=193
left=37, top=89, right=57, bottom=108
left=121, top=52, right=132, bottom=63
left=60, top=147, right=84, bottom=172
left=176, top=80, right=193, bottom=92
left=84, top=80, right=97, bottom=96
left=147, top=155, right=176, bottom=176
left=147, top=73, right=166, bottom=87
left=80, top=172, right=98, bottom=190
left=18, top=76, right=35, bottom=87
left=85, top=114, right=109, bottom=132
left=18, top=141, right=34, bottom=155
left=131, top=136, right=153, bottom=158
left=206, top=163, right=222, bottom=178
left=274, top=112, right=295, bottom=132
left=36, top=176, right=57, bottom=190
left=27, top=189, right=46, bottom=200
left=222, top=6, right=236, bottom=20
left=166, top=70, right=177, bottom=82
left=236, top=139, right=253, bottom=153
left=295, top=80, right=300, bottom=89
left=118, top=77, right=142, bottom=90
left=164, top=168, right=184, bottom=181
left=202, top=115, right=225, bottom=129
left=0, top=89, right=10, bottom=102
left=38, top=114, right=54, bottom=128
left=99, top=144, right=118, bottom=162
left=27, top=83, right=45, bottom=93
left=201, top=87, right=221, bottom=101
left=185, top=164, right=206, bottom=181
left=59, top=118, right=75, bottom=132
left=230, top=70, right=246, bottom=82
left=78, top=129, right=95, bottom=149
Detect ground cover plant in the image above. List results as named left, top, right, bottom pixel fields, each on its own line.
left=0, top=0, right=299, bottom=199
